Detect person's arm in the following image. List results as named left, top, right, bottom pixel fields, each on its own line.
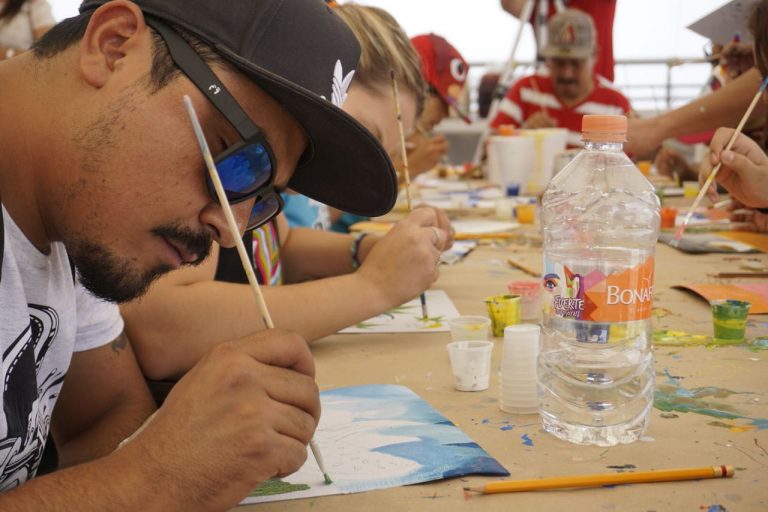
left=51, top=331, right=156, bottom=467
left=0, top=329, right=319, bottom=511
left=123, top=207, right=453, bottom=380
left=625, top=67, right=764, bottom=158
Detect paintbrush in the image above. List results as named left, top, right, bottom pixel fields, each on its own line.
left=391, top=70, right=429, bottom=321
left=464, top=465, right=734, bottom=496
left=183, top=95, right=332, bottom=486
left=506, top=257, right=541, bottom=277
left=674, top=75, right=768, bottom=244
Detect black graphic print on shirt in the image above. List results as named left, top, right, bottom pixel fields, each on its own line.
left=0, top=305, right=65, bottom=490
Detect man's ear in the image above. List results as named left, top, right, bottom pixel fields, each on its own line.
left=79, top=0, right=149, bottom=88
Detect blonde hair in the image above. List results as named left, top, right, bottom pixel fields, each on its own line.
left=333, top=3, right=425, bottom=115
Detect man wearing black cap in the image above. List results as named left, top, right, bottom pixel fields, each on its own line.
left=0, top=0, right=443, bottom=508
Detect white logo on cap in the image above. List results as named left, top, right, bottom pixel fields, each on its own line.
left=322, top=60, right=355, bottom=107
left=208, top=84, right=221, bottom=95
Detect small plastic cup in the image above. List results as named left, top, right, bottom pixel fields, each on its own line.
left=495, top=198, right=517, bottom=221
left=506, top=281, right=542, bottom=320
left=683, top=181, right=699, bottom=198
left=515, top=203, right=536, bottom=224
left=711, top=300, right=751, bottom=341
left=660, top=206, right=677, bottom=229
left=446, top=341, right=494, bottom=391
left=485, top=294, right=521, bottom=337
left=448, top=316, right=492, bottom=341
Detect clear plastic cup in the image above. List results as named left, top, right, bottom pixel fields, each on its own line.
left=448, top=316, right=492, bottom=341
left=446, top=341, right=494, bottom=391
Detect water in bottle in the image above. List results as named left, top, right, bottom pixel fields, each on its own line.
left=539, top=115, right=660, bottom=446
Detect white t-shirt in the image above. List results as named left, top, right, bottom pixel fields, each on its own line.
left=0, top=0, right=55, bottom=51
left=0, top=205, right=123, bottom=490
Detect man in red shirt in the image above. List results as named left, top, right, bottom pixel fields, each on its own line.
left=501, top=0, right=616, bottom=82
left=491, top=9, right=630, bottom=147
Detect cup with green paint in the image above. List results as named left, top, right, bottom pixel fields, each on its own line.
left=710, top=299, right=751, bottom=342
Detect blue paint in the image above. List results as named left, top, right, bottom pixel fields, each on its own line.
left=521, top=433, right=534, bottom=446
left=500, top=425, right=514, bottom=431
left=654, top=373, right=768, bottom=430
left=706, top=505, right=727, bottom=512
left=481, top=418, right=489, bottom=424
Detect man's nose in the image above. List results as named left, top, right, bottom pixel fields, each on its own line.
left=200, top=199, right=253, bottom=248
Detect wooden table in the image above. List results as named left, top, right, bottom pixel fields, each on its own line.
left=239, top=231, right=768, bottom=511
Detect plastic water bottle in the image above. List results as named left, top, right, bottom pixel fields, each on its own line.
left=538, top=115, right=659, bottom=446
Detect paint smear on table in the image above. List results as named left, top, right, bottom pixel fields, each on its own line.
left=520, top=433, right=533, bottom=446
left=653, top=329, right=768, bottom=351
left=654, top=369, right=768, bottom=430
left=340, top=290, right=459, bottom=333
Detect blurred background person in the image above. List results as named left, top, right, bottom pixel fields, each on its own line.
left=0, top=0, right=54, bottom=61
left=501, top=0, right=616, bottom=81
left=490, top=8, right=630, bottom=147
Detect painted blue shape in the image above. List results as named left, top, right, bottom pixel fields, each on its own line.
left=500, top=425, right=514, bottom=431
left=521, top=433, right=534, bottom=446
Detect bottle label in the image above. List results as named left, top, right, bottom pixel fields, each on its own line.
left=543, top=255, right=655, bottom=323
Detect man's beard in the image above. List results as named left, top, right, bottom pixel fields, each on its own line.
left=70, top=224, right=212, bottom=303
left=554, top=79, right=581, bottom=101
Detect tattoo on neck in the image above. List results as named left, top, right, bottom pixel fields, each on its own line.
left=111, top=332, right=128, bottom=354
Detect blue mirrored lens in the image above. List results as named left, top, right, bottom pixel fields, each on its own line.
left=247, top=194, right=281, bottom=230
left=216, top=143, right=272, bottom=200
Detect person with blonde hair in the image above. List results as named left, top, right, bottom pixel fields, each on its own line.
left=121, top=2, right=452, bottom=384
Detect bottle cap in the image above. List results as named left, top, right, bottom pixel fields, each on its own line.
left=581, top=115, right=627, bottom=142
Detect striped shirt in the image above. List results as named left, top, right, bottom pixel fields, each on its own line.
left=491, top=72, right=631, bottom=147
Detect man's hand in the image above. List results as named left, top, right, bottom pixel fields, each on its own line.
left=653, top=147, right=697, bottom=182
left=522, top=110, right=556, bottom=129
left=700, top=127, right=768, bottom=207
left=357, top=206, right=453, bottom=306
left=406, top=132, right=449, bottom=175
left=721, top=42, right=754, bottom=81
left=122, top=330, right=319, bottom=510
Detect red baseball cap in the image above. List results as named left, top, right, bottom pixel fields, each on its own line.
left=411, top=33, right=470, bottom=121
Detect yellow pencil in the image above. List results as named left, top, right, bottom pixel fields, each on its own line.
left=465, top=465, right=734, bottom=495
left=183, top=95, right=332, bottom=486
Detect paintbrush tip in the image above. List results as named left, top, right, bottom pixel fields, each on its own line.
left=323, top=473, right=333, bottom=485
left=390, top=69, right=395, bottom=80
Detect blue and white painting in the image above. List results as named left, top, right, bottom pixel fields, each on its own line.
left=241, top=384, right=508, bottom=504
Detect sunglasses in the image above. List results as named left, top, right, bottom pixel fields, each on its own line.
left=146, top=17, right=283, bottom=231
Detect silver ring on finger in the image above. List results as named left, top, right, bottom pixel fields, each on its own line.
left=431, top=226, right=441, bottom=248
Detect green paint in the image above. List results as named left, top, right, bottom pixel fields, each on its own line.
left=323, top=473, right=333, bottom=485
left=711, top=300, right=750, bottom=341
left=653, top=370, right=768, bottom=430
left=249, top=479, right=311, bottom=497
left=653, top=329, right=768, bottom=351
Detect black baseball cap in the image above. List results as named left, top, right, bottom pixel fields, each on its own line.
left=79, top=0, right=398, bottom=217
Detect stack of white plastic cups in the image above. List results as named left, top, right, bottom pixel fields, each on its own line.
left=499, top=324, right=540, bottom=414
